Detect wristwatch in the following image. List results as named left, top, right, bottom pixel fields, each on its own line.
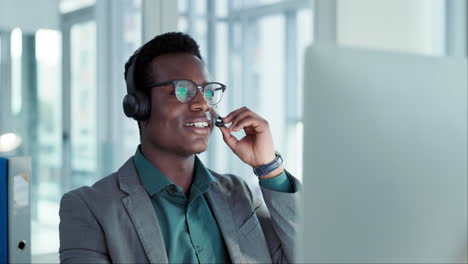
left=253, top=152, right=283, bottom=177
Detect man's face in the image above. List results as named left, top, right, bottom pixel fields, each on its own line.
left=141, top=53, right=214, bottom=156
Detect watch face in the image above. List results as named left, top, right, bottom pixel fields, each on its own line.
left=276, top=152, right=283, bottom=162
left=275, top=151, right=282, bottom=158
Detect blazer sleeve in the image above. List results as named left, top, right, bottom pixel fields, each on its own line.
left=251, top=171, right=302, bottom=263
left=59, top=191, right=111, bottom=264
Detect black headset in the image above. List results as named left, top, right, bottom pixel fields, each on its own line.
left=123, top=48, right=151, bottom=121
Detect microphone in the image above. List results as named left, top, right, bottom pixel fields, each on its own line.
left=206, top=106, right=225, bottom=127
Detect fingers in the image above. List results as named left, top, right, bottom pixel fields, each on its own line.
left=230, top=112, right=255, bottom=131
left=218, top=106, right=276, bottom=168
left=219, top=125, right=238, bottom=151
left=230, top=116, right=263, bottom=133
left=222, top=107, right=250, bottom=124
left=223, top=107, right=265, bottom=132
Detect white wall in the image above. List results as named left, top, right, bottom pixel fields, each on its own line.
left=142, top=0, right=178, bottom=42
left=0, top=0, right=59, bottom=33
left=337, top=0, right=439, bottom=55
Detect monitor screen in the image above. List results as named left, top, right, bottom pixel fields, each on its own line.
left=300, top=45, right=467, bottom=263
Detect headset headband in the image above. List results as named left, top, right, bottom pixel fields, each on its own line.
left=125, top=47, right=142, bottom=94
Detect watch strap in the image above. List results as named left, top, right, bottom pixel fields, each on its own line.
left=253, top=152, right=283, bottom=177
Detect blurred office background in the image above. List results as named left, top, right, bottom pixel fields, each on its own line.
left=0, top=0, right=466, bottom=262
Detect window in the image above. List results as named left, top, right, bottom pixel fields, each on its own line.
left=11, top=28, right=22, bottom=115
left=34, top=29, right=63, bottom=254
left=179, top=0, right=313, bottom=183
left=0, top=0, right=143, bottom=256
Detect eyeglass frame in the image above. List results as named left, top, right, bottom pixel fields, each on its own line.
left=144, top=79, right=227, bottom=105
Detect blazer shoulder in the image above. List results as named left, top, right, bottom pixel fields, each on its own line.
left=63, top=171, right=123, bottom=205
left=209, top=170, right=246, bottom=187
left=208, top=170, right=254, bottom=201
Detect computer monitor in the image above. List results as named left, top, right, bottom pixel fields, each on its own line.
left=300, top=45, right=467, bottom=263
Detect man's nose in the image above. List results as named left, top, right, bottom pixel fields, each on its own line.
left=189, top=88, right=210, bottom=112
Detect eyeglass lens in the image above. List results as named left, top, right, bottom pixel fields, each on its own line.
left=174, top=80, right=224, bottom=105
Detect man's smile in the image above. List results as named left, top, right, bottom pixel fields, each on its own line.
left=185, top=121, right=209, bottom=128
left=184, top=118, right=212, bottom=135
left=184, top=125, right=210, bottom=135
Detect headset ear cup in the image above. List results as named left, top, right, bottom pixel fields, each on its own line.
left=134, top=91, right=151, bottom=120
left=122, top=91, right=150, bottom=120
left=123, top=93, right=138, bottom=119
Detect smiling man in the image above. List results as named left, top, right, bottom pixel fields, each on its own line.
left=59, top=32, right=301, bottom=264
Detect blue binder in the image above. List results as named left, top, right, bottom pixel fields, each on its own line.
left=0, top=157, right=7, bottom=264
left=7, top=157, right=31, bottom=263
left=0, top=157, right=31, bottom=263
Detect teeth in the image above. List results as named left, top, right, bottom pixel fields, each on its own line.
left=186, top=122, right=209, bottom=127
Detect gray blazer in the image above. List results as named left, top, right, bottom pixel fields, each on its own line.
left=59, top=158, right=301, bottom=263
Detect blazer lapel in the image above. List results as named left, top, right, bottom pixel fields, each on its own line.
left=205, top=183, right=243, bottom=263
left=118, top=158, right=168, bottom=264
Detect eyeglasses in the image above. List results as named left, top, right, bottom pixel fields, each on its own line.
left=145, top=79, right=226, bottom=105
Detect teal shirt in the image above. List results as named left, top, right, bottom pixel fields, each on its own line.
left=258, top=169, right=294, bottom=192
left=133, top=147, right=293, bottom=263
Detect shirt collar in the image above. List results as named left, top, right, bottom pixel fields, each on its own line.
left=133, top=146, right=173, bottom=196
left=133, top=146, right=218, bottom=196
left=192, top=155, right=219, bottom=193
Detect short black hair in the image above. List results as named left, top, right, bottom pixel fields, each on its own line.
left=124, top=32, right=203, bottom=93
left=123, top=32, right=203, bottom=139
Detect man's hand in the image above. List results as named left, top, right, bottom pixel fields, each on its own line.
left=218, top=107, right=279, bottom=172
